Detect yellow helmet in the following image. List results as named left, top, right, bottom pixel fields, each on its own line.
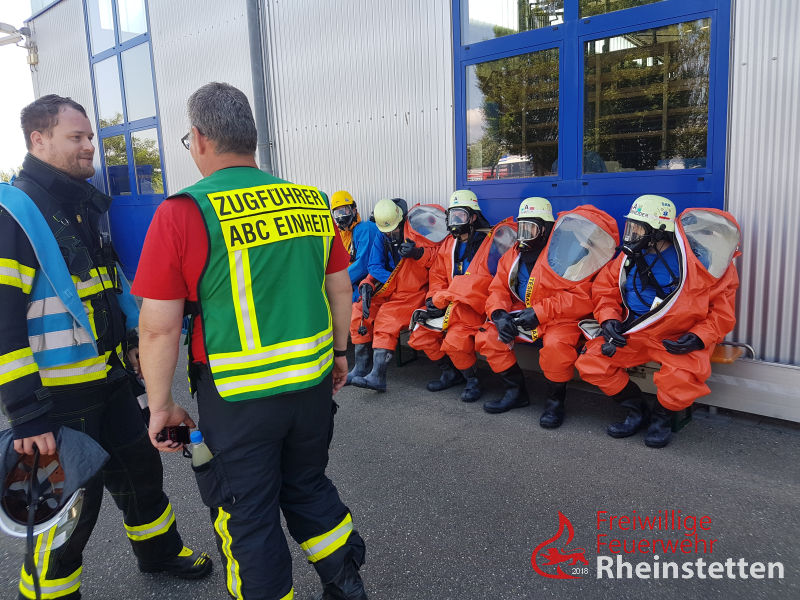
left=518, top=197, right=554, bottom=222
left=330, top=190, right=355, bottom=210
left=373, top=198, right=404, bottom=233
left=624, top=194, right=676, bottom=233
left=448, top=189, right=480, bottom=212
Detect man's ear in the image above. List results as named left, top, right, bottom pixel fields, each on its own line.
left=193, top=126, right=209, bottom=155
left=29, top=130, right=45, bottom=151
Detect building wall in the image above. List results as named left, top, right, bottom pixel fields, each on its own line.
left=726, top=0, right=800, bottom=365
left=263, top=0, right=455, bottom=217
left=148, top=0, right=254, bottom=192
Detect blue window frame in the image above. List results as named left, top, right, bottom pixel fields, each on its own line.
left=453, top=0, right=731, bottom=226
left=83, top=0, right=166, bottom=278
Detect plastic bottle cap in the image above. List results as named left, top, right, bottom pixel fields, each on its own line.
left=190, top=431, right=204, bottom=444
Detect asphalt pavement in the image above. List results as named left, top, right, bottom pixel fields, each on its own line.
left=1, top=349, right=798, bottom=600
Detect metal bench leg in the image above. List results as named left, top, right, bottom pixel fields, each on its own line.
left=671, top=405, right=693, bottom=432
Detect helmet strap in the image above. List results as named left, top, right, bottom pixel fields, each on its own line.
left=24, top=447, right=42, bottom=600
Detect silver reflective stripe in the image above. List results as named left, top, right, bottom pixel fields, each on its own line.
left=29, top=327, right=94, bottom=354
left=75, top=272, right=112, bottom=292
left=28, top=295, right=70, bottom=318
left=233, top=250, right=256, bottom=350
left=0, top=265, right=34, bottom=287
left=19, top=569, right=81, bottom=597
left=215, top=354, right=331, bottom=394
left=40, top=359, right=106, bottom=380
left=210, top=331, right=333, bottom=370
left=302, top=521, right=353, bottom=559
left=124, top=505, right=175, bottom=540
left=0, top=354, right=35, bottom=377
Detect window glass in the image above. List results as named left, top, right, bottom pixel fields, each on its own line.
left=94, top=57, right=124, bottom=127
left=462, top=0, right=564, bottom=45
left=121, top=43, right=156, bottom=121
left=584, top=19, right=710, bottom=173
left=86, top=0, right=115, bottom=55
left=580, top=0, right=663, bottom=18
left=117, top=0, right=148, bottom=43
left=131, top=129, right=163, bottom=194
left=103, top=135, right=130, bottom=195
left=467, top=48, right=559, bottom=181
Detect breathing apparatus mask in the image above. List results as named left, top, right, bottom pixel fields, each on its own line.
left=620, top=219, right=671, bottom=257
left=446, top=207, right=476, bottom=238
left=517, top=218, right=551, bottom=252
left=332, top=204, right=357, bottom=230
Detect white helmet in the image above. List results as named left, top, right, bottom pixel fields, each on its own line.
left=624, top=194, right=676, bottom=233
left=518, top=197, right=554, bottom=222
left=373, top=198, right=404, bottom=233
left=448, top=189, right=480, bottom=212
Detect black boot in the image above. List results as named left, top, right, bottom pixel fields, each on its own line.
left=644, top=402, right=675, bottom=448
left=346, top=343, right=372, bottom=385
left=312, top=532, right=368, bottom=600
left=459, top=365, right=482, bottom=403
left=539, top=380, right=567, bottom=429
left=138, top=546, right=213, bottom=579
left=352, top=348, right=393, bottom=392
left=426, top=357, right=464, bottom=391
left=483, top=364, right=530, bottom=414
left=606, top=380, right=649, bottom=438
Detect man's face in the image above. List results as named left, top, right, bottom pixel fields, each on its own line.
left=32, top=107, right=96, bottom=180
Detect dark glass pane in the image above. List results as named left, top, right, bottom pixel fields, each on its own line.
left=118, top=0, right=148, bottom=43
left=121, top=43, right=156, bottom=121
left=580, top=0, right=663, bottom=18
left=103, top=135, right=130, bottom=196
left=94, top=57, right=124, bottom=128
left=466, top=48, right=559, bottom=181
left=463, top=0, right=564, bottom=45
left=131, top=129, right=163, bottom=194
left=584, top=19, right=711, bottom=173
left=86, top=0, right=115, bottom=54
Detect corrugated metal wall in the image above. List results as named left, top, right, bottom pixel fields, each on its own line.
left=148, top=0, right=254, bottom=193
left=263, top=0, right=455, bottom=217
left=27, top=0, right=104, bottom=189
left=726, top=0, right=800, bottom=365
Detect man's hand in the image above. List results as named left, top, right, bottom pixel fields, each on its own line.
left=148, top=400, right=196, bottom=452
left=662, top=333, right=705, bottom=355
left=14, top=432, right=56, bottom=456
left=492, top=310, right=518, bottom=344
left=332, top=356, right=348, bottom=395
left=127, top=346, right=141, bottom=378
left=399, top=239, right=424, bottom=260
left=600, top=319, right=627, bottom=347
left=514, top=307, right=539, bottom=330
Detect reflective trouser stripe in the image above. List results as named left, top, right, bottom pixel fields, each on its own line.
left=229, top=249, right=261, bottom=350
left=214, top=350, right=333, bottom=398
left=280, top=587, right=294, bottom=600
left=214, top=508, right=243, bottom=600
left=300, top=513, right=353, bottom=563
left=19, top=527, right=82, bottom=599
left=0, top=348, right=38, bottom=385
left=124, top=503, right=175, bottom=541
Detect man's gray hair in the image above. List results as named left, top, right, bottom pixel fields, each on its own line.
left=187, top=82, right=257, bottom=155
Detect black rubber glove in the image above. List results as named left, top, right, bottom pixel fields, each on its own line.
left=413, top=310, right=430, bottom=324
left=425, top=297, right=446, bottom=318
left=600, top=319, right=627, bottom=347
left=514, top=307, right=539, bottom=330
left=359, top=283, right=373, bottom=317
left=492, top=310, right=518, bottom=344
left=399, top=239, right=424, bottom=260
left=662, top=333, right=705, bottom=355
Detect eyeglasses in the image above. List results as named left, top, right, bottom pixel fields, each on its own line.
left=181, top=131, right=191, bottom=150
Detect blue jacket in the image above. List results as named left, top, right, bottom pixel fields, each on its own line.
left=367, top=231, right=396, bottom=285
left=348, top=220, right=380, bottom=300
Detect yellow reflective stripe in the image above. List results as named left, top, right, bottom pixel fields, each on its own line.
left=124, top=504, right=175, bottom=541
left=20, top=527, right=82, bottom=599
left=215, top=350, right=333, bottom=398
left=240, top=248, right=261, bottom=348
left=0, top=347, right=34, bottom=365
left=209, top=328, right=333, bottom=371
left=301, top=513, right=353, bottom=563
left=72, top=267, right=113, bottom=298
left=229, top=251, right=250, bottom=350
left=280, top=587, right=294, bottom=600
left=0, top=273, right=33, bottom=293
left=39, top=352, right=110, bottom=386
left=0, top=348, right=38, bottom=384
left=0, top=259, right=35, bottom=293
left=0, top=258, right=35, bottom=278
left=214, top=508, right=243, bottom=600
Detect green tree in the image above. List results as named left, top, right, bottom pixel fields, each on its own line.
left=0, top=167, right=21, bottom=182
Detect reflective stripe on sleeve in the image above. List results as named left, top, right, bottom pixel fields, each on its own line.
left=300, top=513, right=353, bottom=563
left=124, top=503, right=175, bottom=541
left=0, top=348, right=38, bottom=385
left=0, top=258, right=35, bottom=293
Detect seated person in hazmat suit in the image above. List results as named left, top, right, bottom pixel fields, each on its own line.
left=409, top=190, right=517, bottom=402
left=330, top=190, right=381, bottom=301
left=348, top=198, right=446, bottom=391
left=575, top=195, right=741, bottom=448
left=476, top=198, right=619, bottom=426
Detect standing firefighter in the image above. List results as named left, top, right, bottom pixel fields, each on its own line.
left=410, top=190, right=516, bottom=402
left=0, top=95, right=211, bottom=600
left=576, top=195, right=741, bottom=448
left=330, top=190, right=380, bottom=300
left=348, top=199, right=445, bottom=392
left=476, top=199, right=619, bottom=426
left=133, top=83, right=367, bottom=600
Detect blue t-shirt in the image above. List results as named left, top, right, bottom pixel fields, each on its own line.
left=624, top=245, right=679, bottom=316
left=516, top=259, right=532, bottom=301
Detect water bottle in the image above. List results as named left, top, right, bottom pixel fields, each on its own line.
left=190, top=431, right=214, bottom=467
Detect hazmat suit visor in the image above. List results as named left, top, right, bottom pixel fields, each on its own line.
left=547, top=214, right=617, bottom=281
left=680, top=210, right=740, bottom=278
left=408, top=205, right=448, bottom=243
left=487, top=224, right=518, bottom=276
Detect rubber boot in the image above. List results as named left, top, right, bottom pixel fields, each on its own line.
left=606, top=380, right=649, bottom=438
left=351, top=348, right=393, bottom=392
left=346, top=343, right=372, bottom=385
left=483, top=364, right=530, bottom=414
left=312, top=532, right=368, bottom=600
left=644, top=402, right=675, bottom=448
left=459, top=365, right=482, bottom=403
left=539, top=379, right=567, bottom=429
left=426, top=357, right=464, bottom=391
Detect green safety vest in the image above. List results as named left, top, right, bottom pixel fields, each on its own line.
left=179, top=167, right=335, bottom=401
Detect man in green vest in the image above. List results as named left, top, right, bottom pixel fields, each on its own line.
left=134, top=83, right=367, bottom=600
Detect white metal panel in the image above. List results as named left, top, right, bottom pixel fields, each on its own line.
left=263, top=0, right=455, bottom=218
left=148, top=0, right=254, bottom=193
left=726, top=0, right=800, bottom=366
